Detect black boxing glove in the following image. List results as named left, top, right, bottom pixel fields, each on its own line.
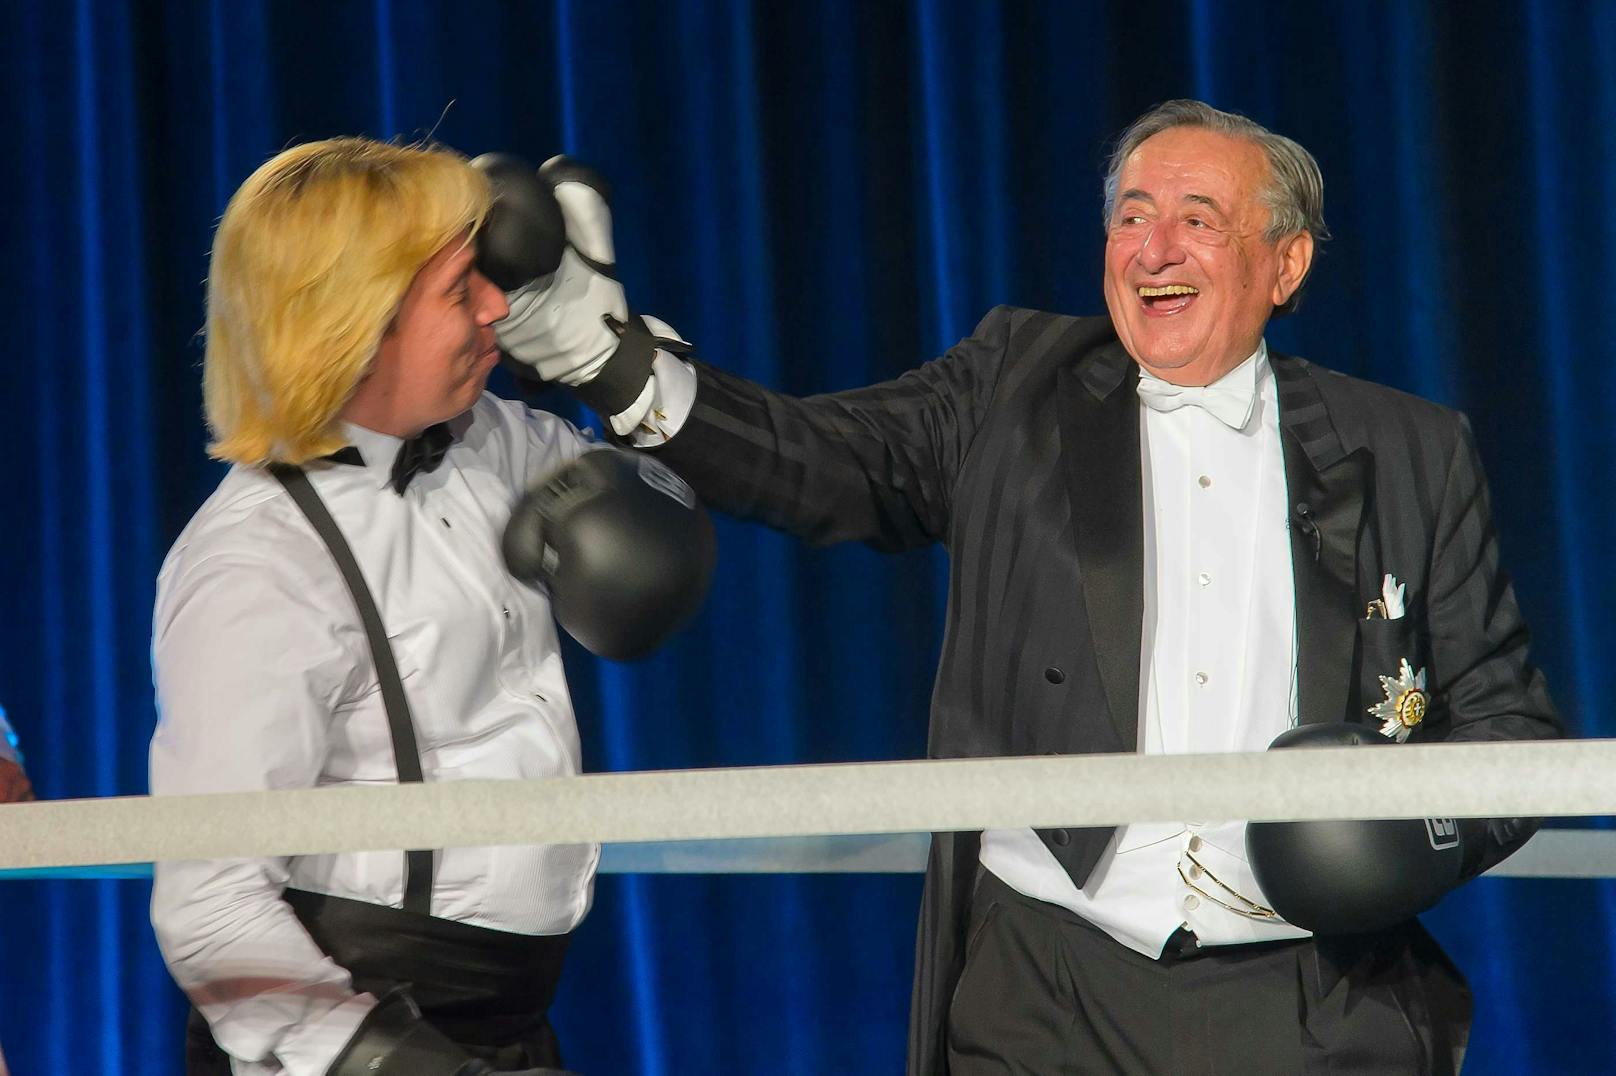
left=326, top=987, right=486, bottom=1076
left=503, top=448, right=715, bottom=660
left=472, top=153, right=568, bottom=290
left=1244, top=722, right=1467, bottom=934
left=474, top=154, right=690, bottom=429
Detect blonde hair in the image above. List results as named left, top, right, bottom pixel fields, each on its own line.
left=204, top=137, right=492, bottom=465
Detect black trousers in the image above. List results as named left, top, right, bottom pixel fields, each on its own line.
left=187, top=890, right=570, bottom=1074
left=947, top=871, right=1471, bottom=1076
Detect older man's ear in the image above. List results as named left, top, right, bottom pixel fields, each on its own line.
left=0, top=758, right=33, bottom=803
left=1271, top=230, right=1317, bottom=309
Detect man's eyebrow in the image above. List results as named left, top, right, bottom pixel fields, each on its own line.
left=1117, top=188, right=1154, bottom=205
left=443, top=255, right=474, bottom=290
left=1183, top=193, right=1227, bottom=215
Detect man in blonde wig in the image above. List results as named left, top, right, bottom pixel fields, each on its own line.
left=151, top=138, right=594, bottom=1075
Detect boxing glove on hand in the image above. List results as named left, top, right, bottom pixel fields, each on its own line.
left=474, top=155, right=689, bottom=423
left=1244, top=723, right=1466, bottom=935
left=326, top=987, right=484, bottom=1076
left=473, top=153, right=568, bottom=290
left=503, top=448, right=715, bottom=660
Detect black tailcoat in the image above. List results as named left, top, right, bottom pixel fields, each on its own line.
left=651, top=306, right=1561, bottom=1074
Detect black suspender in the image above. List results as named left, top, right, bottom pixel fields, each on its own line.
left=268, top=464, right=435, bottom=914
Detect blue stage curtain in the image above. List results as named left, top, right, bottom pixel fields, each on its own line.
left=2, top=1, right=1613, bottom=1071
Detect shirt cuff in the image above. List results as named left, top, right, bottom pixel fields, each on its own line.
left=616, top=351, right=698, bottom=444
left=270, top=993, right=378, bottom=1076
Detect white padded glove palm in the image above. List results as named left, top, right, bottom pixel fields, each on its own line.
left=494, top=159, right=628, bottom=386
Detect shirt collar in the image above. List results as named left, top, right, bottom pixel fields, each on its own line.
left=1135, top=340, right=1272, bottom=428
left=337, top=422, right=407, bottom=489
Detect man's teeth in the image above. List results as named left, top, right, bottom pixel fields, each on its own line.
left=1138, top=285, right=1199, bottom=297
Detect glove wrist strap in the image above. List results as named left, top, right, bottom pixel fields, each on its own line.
left=575, top=313, right=690, bottom=417
left=326, top=986, right=477, bottom=1075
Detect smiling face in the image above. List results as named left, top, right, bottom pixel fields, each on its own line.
left=1103, top=126, right=1314, bottom=386
left=342, top=232, right=510, bottom=436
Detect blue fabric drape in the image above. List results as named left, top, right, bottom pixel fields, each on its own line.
left=2, top=1, right=1613, bottom=1071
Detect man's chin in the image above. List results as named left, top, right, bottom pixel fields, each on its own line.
left=1124, top=338, right=1203, bottom=376
left=459, top=362, right=496, bottom=400
left=453, top=382, right=487, bottom=415
left=425, top=382, right=487, bottom=429
left=1116, top=317, right=1201, bottom=365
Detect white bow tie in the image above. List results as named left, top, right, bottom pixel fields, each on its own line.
left=1134, top=376, right=1255, bottom=430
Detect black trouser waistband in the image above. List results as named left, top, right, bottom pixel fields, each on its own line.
left=975, top=869, right=1306, bottom=966
left=283, top=888, right=571, bottom=1045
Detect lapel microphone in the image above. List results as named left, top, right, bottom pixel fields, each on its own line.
left=1294, top=502, right=1322, bottom=562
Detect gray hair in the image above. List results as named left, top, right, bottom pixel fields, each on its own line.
left=1102, top=100, right=1329, bottom=314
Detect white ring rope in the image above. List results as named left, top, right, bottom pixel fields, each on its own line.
left=599, top=828, right=1616, bottom=878
left=6, top=831, right=1610, bottom=880
left=0, top=739, right=1610, bottom=873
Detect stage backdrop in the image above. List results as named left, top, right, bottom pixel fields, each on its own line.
left=2, top=1, right=1613, bottom=1072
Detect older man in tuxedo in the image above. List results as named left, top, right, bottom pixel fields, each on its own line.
left=492, top=99, right=1560, bottom=1074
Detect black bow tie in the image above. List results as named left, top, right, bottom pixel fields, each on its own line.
left=323, top=423, right=454, bottom=494
left=389, top=423, right=454, bottom=494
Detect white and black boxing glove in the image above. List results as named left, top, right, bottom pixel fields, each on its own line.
left=325, top=987, right=472, bottom=1076
left=324, top=982, right=584, bottom=1066
left=503, top=448, right=715, bottom=660
left=1244, top=722, right=1536, bottom=934
left=472, top=154, right=689, bottom=433
left=325, top=987, right=580, bottom=1076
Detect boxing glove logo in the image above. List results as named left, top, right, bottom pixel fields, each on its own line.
left=636, top=456, right=696, bottom=508
left=1424, top=817, right=1460, bottom=851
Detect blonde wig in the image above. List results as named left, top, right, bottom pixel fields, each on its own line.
left=203, top=137, right=492, bottom=465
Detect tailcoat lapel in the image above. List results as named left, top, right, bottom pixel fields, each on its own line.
left=1057, top=347, right=1373, bottom=744
left=1058, top=341, right=1143, bottom=750
left=1272, top=354, right=1372, bottom=726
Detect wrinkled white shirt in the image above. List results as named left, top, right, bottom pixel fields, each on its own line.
left=150, top=393, right=599, bottom=1075
left=981, top=344, right=1312, bottom=956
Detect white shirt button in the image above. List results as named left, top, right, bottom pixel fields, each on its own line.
left=1188, top=835, right=1204, bottom=853
left=1188, top=863, right=1204, bottom=879
left=1194, top=671, right=1209, bottom=686
left=1198, top=571, right=1211, bottom=588
left=1184, top=894, right=1201, bottom=911
left=1198, top=474, right=1212, bottom=488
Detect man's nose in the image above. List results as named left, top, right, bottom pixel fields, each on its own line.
left=1137, top=220, right=1187, bottom=273
left=474, top=270, right=511, bottom=324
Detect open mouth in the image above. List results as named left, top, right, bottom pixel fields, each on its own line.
left=1137, top=283, right=1199, bottom=316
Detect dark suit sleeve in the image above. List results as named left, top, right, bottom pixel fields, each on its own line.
left=1426, top=414, right=1563, bottom=875
left=651, top=307, right=1014, bottom=551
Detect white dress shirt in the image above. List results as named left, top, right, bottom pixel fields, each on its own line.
left=626, top=344, right=1307, bottom=957
left=149, top=393, right=599, bottom=1075
left=980, top=343, right=1311, bottom=957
